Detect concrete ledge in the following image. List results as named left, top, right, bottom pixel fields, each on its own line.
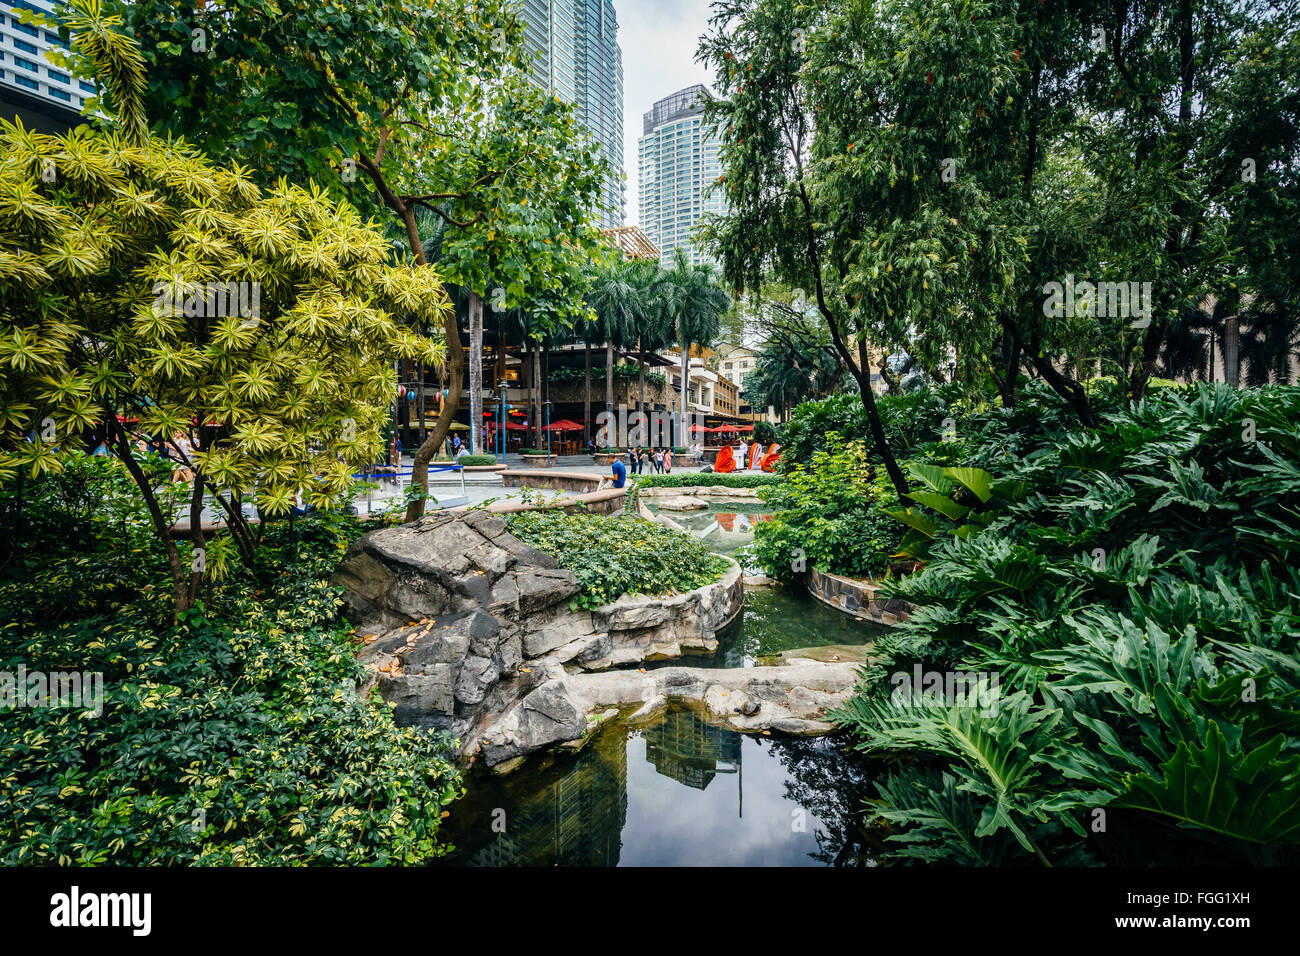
left=461, top=463, right=507, bottom=473
left=805, top=565, right=913, bottom=626
left=484, top=486, right=629, bottom=517
left=502, top=469, right=605, bottom=493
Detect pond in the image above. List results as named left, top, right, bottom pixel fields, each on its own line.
left=434, top=489, right=894, bottom=866
left=435, top=705, right=891, bottom=867
left=643, top=498, right=773, bottom=556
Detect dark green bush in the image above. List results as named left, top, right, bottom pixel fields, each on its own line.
left=832, top=382, right=1300, bottom=866
left=0, top=487, right=463, bottom=865
left=506, top=510, right=730, bottom=609
left=457, top=454, right=498, bottom=466
left=748, top=440, right=899, bottom=581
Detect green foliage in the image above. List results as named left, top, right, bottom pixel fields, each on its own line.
left=634, top=472, right=779, bottom=489
left=749, top=439, right=899, bottom=582
left=833, top=382, right=1300, bottom=865
left=456, top=454, right=496, bottom=466
left=885, top=463, right=1029, bottom=560
left=0, top=482, right=463, bottom=865
left=505, top=509, right=729, bottom=609
left=548, top=363, right=667, bottom=390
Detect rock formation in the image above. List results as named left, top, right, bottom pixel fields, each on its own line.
left=332, top=510, right=744, bottom=761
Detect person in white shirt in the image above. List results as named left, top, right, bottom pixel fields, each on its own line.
left=737, top=439, right=749, bottom=469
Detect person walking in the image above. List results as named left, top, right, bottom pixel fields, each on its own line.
left=654, top=448, right=665, bottom=474
left=737, top=438, right=749, bottom=470
left=664, top=447, right=673, bottom=473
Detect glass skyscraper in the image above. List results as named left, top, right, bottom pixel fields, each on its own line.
left=516, top=0, right=625, bottom=228
left=637, top=84, right=726, bottom=267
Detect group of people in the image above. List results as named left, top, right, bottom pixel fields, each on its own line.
left=626, top=446, right=675, bottom=475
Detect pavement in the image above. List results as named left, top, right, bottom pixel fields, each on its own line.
left=175, top=451, right=754, bottom=526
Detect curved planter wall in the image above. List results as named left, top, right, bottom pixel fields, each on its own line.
left=805, top=565, right=913, bottom=626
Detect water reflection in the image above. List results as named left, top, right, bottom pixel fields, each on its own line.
left=645, top=499, right=773, bottom=555
left=438, top=707, right=886, bottom=867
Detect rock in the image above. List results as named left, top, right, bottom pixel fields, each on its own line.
left=475, top=659, right=859, bottom=766
left=333, top=511, right=746, bottom=763
left=480, top=680, right=587, bottom=765
left=656, top=495, right=709, bottom=512
left=378, top=669, right=455, bottom=723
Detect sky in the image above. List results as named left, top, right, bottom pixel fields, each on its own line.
left=617, top=0, right=718, bottom=227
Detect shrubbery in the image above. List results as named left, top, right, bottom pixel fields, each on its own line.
left=0, top=468, right=463, bottom=865
left=832, top=382, right=1300, bottom=865
left=505, top=509, right=730, bottom=608
left=456, top=454, right=498, bottom=466
left=748, top=440, right=899, bottom=581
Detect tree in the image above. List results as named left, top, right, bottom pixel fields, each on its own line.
left=700, top=0, right=1300, bottom=444
left=0, top=0, right=445, bottom=618
left=403, top=67, right=604, bottom=479
left=651, top=248, right=730, bottom=442
left=107, top=0, right=602, bottom=520
left=698, top=0, right=917, bottom=497
left=584, top=257, right=646, bottom=447
left=628, top=258, right=669, bottom=413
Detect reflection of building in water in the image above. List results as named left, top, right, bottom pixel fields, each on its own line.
left=467, top=739, right=628, bottom=866
left=644, top=708, right=741, bottom=790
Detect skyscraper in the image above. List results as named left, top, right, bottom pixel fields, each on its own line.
left=637, top=84, right=727, bottom=267
left=1, top=0, right=95, bottom=132
left=517, top=0, right=625, bottom=228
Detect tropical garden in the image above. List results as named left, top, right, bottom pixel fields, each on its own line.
left=1, top=0, right=1298, bottom=872
left=703, top=0, right=1300, bottom=864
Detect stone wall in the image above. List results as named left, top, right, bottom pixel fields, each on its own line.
left=501, top=468, right=603, bottom=493
left=805, top=565, right=913, bottom=626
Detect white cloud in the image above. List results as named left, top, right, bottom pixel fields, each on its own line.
left=617, top=0, right=718, bottom=227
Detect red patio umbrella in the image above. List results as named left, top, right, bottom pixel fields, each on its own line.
left=544, top=419, right=584, bottom=431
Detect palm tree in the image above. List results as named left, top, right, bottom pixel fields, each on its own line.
left=584, top=260, right=645, bottom=448
left=629, top=259, right=670, bottom=413
left=653, top=248, right=731, bottom=444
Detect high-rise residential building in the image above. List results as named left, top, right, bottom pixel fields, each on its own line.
left=516, top=0, right=625, bottom=228
left=0, top=0, right=94, bottom=131
left=637, top=84, right=727, bottom=268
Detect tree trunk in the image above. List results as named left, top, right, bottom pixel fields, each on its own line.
left=679, top=335, right=690, bottom=447
left=605, top=340, right=615, bottom=448
left=533, top=345, right=543, bottom=450
left=584, top=342, right=592, bottom=444
left=468, top=291, right=484, bottom=453
left=637, top=334, right=646, bottom=412
left=107, top=415, right=191, bottom=621
left=533, top=345, right=543, bottom=451
left=1224, top=315, right=1240, bottom=388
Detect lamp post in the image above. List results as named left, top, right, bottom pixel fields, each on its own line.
left=498, top=380, right=507, bottom=465
left=544, top=400, right=552, bottom=459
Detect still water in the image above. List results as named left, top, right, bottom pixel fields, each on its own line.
left=435, top=494, right=891, bottom=866
left=436, top=706, right=888, bottom=866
